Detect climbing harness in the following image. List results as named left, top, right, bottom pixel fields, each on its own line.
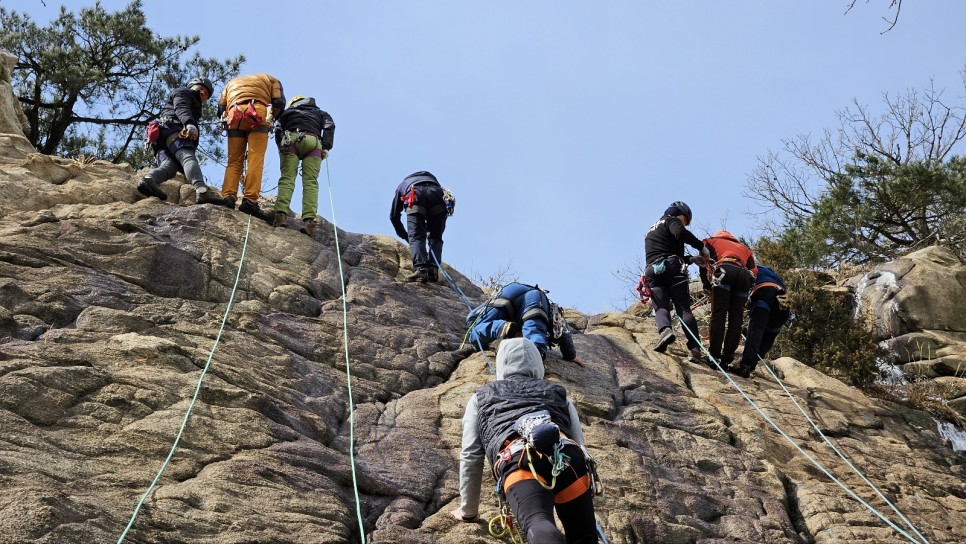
left=117, top=214, right=254, bottom=544
left=674, top=316, right=929, bottom=544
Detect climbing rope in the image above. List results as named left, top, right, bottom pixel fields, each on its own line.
left=430, top=252, right=496, bottom=374
left=117, top=213, right=254, bottom=544
left=324, top=159, right=367, bottom=543
left=753, top=352, right=930, bottom=544
left=675, top=317, right=926, bottom=544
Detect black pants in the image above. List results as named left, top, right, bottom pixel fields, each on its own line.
left=645, top=257, right=699, bottom=349
left=406, top=211, right=446, bottom=271
left=708, top=264, right=753, bottom=364
left=740, top=286, right=790, bottom=368
left=499, top=443, right=598, bottom=544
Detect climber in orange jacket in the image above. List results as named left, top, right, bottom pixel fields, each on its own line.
left=698, top=230, right=757, bottom=371
left=217, top=73, right=285, bottom=221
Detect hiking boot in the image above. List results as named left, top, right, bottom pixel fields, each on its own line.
left=195, top=184, right=225, bottom=205
left=497, top=321, right=518, bottom=340
left=653, top=327, right=675, bottom=353
left=427, top=267, right=439, bottom=283
left=300, top=218, right=317, bottom=236
left=239, top=198, right=272, bottom=223
left=688, top=348, right=705, bottom=364
left=271, top=210, right=288, bottom=228
left=136, top=177, right=167, bottom=200
left=222, top=196, right=237, bottom=209
left=735, top=363, right=756, bottom=378
left=406, top=269, right=429, bottom=283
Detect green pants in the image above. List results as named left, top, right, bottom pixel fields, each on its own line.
left=275, top=133, right=322, bottom=220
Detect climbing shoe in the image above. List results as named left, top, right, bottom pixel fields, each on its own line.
left=239, top=198, right=272, bottom=223
left=221, top=195, right=237, bottom=209
left=653, top=327, right=675, bottom=353
left=271, top=210, right=288, bottom=228
left=406, top=269, right=429, bottom=283
left=300, top=218, right=317, bottom=236
left=136, top=177, right=167, bottom=200
left=427, top=267, right=439, bottom=283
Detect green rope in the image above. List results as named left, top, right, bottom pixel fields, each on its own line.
left=324, top=159, right=367, bottom=543
left=117, top=213, right=254, bottom=543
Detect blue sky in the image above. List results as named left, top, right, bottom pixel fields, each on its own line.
left=22, top=1, right=966, bottom=313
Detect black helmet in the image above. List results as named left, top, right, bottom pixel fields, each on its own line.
left=186, top=77, right=214, bottom=97
left=668, top=200, right=692, bottom=223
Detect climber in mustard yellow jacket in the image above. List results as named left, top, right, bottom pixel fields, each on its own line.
left=217, top=73, right=286, bottom=221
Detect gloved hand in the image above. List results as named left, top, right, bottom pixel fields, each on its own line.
left=320, top=149, right=329, bottom=160
left=395, top=227, right=408, bottom=241
left=185, top=124, right=199, bottom=140
left=700, top=244, right=711, bottom=260
left=217, top=105, right=225, bottom=118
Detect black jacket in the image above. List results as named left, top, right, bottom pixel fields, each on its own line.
left=158, top=87, right=204, bottom=128
left=644, top=215, right=704, bottom=264
left=274, top=97, right=336, bottom=150
left=389, top=171, right=442, bottom=239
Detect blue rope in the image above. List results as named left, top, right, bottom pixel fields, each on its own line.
left=430, top=251, right=495, bottom=374
left=675, top=317, right=924, bottom=544
left=324, top=159, right=367, bottom=543
left=753, top=351, right=930, bottom=543
left=117, top=213, right=254, bottom=544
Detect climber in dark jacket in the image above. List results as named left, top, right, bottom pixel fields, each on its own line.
left=643, top=201, right=708, bottom=354
left=271, top=95, right=336, bottom=236
left=467, top=282, right=578, bottom=362
left=137, top=77, right=222, bottom=205
left=736, top=265, right=790, bottom=378
left=697, top=230, right=758, bottom=370
left=390, top=171, right=448, bottom=283
left=453, top=338, right=599, bottom=544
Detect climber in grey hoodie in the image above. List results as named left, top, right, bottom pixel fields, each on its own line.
left=452, top=337, right=598, bottom=544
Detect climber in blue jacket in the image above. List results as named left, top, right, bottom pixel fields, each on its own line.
left=467, top=282, right=578, bottom=362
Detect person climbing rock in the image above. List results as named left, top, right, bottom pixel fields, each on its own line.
left=467, top=282, right=578, bottom=362
left=136, top=77, right=223, bottom=205
left=452, top=338, right=599, bottom=544
left=270, top=95, right=335, bottom=236
left=217, top=73, right=285, bottom=221
left=736, top=264, right=789, bottom=378
left=698, top=230, right=757, bottom=371
left=389, top=171, right=451, bottom=283
left=643, top=201, right=708, bottom=357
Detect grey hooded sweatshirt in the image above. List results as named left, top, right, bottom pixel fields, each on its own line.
left=457, top=338, right=586, bottom=518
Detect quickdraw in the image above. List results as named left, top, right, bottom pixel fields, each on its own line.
left=636, top=274, right=652, bottom=304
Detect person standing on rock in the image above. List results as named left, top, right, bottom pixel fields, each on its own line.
left=270, top=95, right=335, bottom=236
left=217, top=73, right=285, bottom=221
left=389, top=171, right=452, bottom=283
left=452, top=338, right=599, bottom=544
left=736, top=264, right=789, bottom=378
left=643, top=201, right=709, bottom=356
left=697, top=230, right=757, bottom=371
left=467, top=282, right=578, bottom=362
left=137, top=77, right=223, bottom=205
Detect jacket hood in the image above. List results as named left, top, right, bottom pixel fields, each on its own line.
left=712, top=230, right=738, bottom=241
left=495, top=338, right=544, bottom=380
left=291, top=97, right=316, bottom=109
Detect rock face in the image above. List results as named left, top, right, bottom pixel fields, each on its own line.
left=853, top=246, right=966, bottom=415
left=1, top=54, right=965, bottom=544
